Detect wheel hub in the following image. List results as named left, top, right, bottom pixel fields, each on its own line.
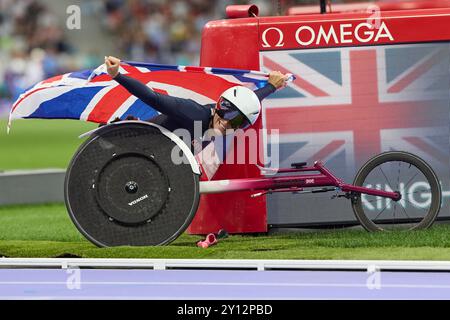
left=125, top=181, right=138, bottom=194
left=95, top=153, right=169, bottom=225
left=393, top=191, right=402, bottom=202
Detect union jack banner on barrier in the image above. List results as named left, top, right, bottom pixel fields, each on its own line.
left=261, top=43, right=450, bottom=171
left=260, top=42, right=450, bottom=225
left=8, top=61, right=273, bottom=133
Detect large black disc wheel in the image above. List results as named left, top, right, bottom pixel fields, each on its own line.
left=65, top=122, right=200, bottom=246
left=351, top=151, right=441, bottom=231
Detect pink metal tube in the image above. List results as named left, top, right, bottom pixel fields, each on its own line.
left=199, top=174, right=335, bottom=194
left=341, top=184, right=401, bottom=201
left=199, top=161, right=401, bottom=201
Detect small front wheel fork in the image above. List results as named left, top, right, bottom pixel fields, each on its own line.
left=350, top=192, right=360, bottom=204
left=392, top=191, right=402, bottom=202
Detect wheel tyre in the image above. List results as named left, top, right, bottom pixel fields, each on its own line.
left=64, top=123, right=200, bottom=247
left=351, top=151, right=441, bottom=232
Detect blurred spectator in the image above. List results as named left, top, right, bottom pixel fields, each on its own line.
left=0, top=0, right=227, bottom=116
left=0, top=0, right=74, bottom=116
left=0, top=0, right=339, bottom=117
left=101, top=0, right=221, bottom=65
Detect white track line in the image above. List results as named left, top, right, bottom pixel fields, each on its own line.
left=2, top=258, right=450, bottom=271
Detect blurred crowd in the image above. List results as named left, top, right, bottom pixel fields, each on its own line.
left=0, top=0, right=93, bottom=114
left=0, top=0, right=320, bottom=115
left=103, top=0, right=218, bottom=65
left=0, top=0, right=228, bottom=114
left=0, top=0, right=56, bottom=111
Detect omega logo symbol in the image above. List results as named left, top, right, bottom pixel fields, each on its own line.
left=261, top=27, right=284, bottom=48
left=261, top=22, right=393, bottom=49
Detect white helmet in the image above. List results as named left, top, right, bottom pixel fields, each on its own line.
left=216, top=86, right=261, bottom=129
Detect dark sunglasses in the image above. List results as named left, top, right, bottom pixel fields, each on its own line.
left=216, top=98, right=251, bottom=129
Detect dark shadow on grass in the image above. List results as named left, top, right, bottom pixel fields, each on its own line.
left=171, top=242, right=200, bottom=247
left=53, top=253, right=82, bottom=258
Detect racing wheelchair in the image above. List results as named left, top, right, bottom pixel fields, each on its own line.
left=65, top=121, right=442, bottom=247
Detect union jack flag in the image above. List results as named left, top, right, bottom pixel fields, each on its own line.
left=261, top=43, right=450, bottom=224
left=8, top=61, right=271, bottom=132
left=261, top=43, right=450, bottom=172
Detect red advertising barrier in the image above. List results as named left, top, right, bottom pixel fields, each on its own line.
left=188, top=6, right=450, bottom=235
left=259, top=9, right=450, bottom=50
left=288, top=0, right=450, bottom=15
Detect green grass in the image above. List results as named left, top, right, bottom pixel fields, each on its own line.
left=1, top=119, right=450, bottom=260
left=1, top=203, right=450, bottom=260
left=0, top=119, right=96, bottom=170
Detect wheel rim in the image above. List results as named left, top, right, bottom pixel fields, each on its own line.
left=352, top=152, right=441, bottom=231
left=64, top=123, right=200, bottom=247
left=95, top=152, right=170, bottom=225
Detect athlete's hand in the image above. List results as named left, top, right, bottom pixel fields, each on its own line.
left=268, top=71, right=290, bottom=89
left=105, top=56, right=121, bottom=78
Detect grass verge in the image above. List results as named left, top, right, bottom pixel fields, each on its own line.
left=0, top=119, right=96, bottom=170
left=1, top=203, right=450, bottom=260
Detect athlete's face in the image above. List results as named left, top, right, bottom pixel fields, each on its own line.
left=212, top=111, right=233, bottom=135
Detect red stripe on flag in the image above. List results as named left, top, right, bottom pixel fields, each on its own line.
left=87, top=86, right=132, bottom=123
left=41, top=75, right=63, bottom=84
left=184, top=66, right=205, bottom=72
left=11, top=87, right=49, bottom=113
left=126, top=71, right=236, bottom=100
left=121, top=64, right=141, bottom=74
left=90, top=74, right=113, bottom=82
left=87, top=69, right=248, bottom=122
left=263, top=56, right=329, bottom=97
left=94, top=61, right=246, bottom=99
left=89, top=64, right=136, bottom=83
left=152, top=88, right=168, bottom=95
left=307, top=140, right=345, bottom=163
left=387, top=51, right=443, bottom=94
left=403, top=137, right=447, bottom=165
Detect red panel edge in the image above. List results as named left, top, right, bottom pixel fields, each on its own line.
left=188, top=18, right=267, bottom=235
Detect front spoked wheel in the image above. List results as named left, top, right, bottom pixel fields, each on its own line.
left=352, top=151, right=441, bottom=231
